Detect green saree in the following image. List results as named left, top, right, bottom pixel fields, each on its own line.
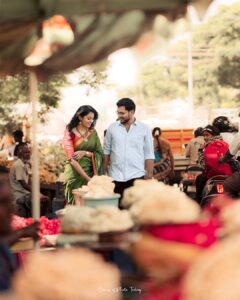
left=64, top=130, right=103, bottom=204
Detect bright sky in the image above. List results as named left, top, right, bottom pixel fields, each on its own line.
left=107, top=49, right=138, bottom=88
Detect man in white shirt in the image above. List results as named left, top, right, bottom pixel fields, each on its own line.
left=103, top=98, right=154, bottom=206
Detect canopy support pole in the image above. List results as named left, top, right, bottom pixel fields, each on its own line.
left=187, top=31, right=193, bottom=127
left=29, top=71, right=40, bottom=222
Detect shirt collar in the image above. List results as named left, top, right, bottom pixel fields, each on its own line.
left=117, top=118, right=138, bottom=127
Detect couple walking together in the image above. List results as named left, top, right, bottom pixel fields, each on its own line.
left=63, top=98, right=155, bottom=206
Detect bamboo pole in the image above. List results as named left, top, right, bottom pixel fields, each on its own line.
left=187, top=31, right=193, bottom=127
left=29, top=71, right=40, bottom=221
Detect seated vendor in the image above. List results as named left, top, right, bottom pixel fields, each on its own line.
left=9, top=144, right=48, bottom=217
left=0, top=166, right=38, bottom=291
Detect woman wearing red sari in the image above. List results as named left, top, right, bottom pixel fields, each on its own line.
left=63, top=105, right=103, bottom=204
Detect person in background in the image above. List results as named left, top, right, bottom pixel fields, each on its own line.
left=152, top=127, right=175, bottom=183
left=9, top=144, right=48, bottom=217
left=103, top=129, right=107, bottom=137
left=185, top=127, right=204, bottom=165
left=8, top=130, right=25, bottom=158
left=195, top=125, right=231, bottom=203
left=103, top=98, right=154, bottom=206
left=212, top=116, right=235, bottom=145
left=219, top=130, right=240, bottom=198
left=0, top=165, right=38, bottom=291
left=0, top=134, right=14, bottom=160
left=63, top=105, right=103, bottom=204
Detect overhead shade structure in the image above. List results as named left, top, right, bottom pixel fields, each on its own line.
left=0, top=0, right=213, bottom=221
left=0, top=0, right=191, bottom=77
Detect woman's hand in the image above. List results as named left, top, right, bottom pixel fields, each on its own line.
left=72, top=151, right=86, bottom=160
left=70, top=159, right=91, bottom=182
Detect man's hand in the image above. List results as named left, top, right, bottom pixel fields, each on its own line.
left=18, top=221, right=39, bottom=241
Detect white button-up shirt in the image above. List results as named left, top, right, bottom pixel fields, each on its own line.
left=103, top=120, right=154, bottom=182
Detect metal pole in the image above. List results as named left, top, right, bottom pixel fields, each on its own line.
left=187, top=31, right=193, bottom=127
left=29, top=71, right=40, bottom=222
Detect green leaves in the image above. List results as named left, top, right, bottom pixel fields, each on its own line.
left=127, top=2, right=240, bottom=109
left=0, top=72, right=68, bottom=133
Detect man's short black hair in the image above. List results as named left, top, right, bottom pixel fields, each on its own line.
left=116, top=98, right=136, bottom=112
left=13, top=130, right=23, bottom=139
left=194, top=127, right=203, bottom=138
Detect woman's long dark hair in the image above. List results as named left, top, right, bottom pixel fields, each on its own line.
left=152, top=127, right=161, bottom=137
left=67, top=105, right=98, bottom=132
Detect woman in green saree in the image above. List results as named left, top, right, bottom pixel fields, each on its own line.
left=63, top=105, right=103, bottom=204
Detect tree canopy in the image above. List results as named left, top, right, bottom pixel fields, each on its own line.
left=0, top=72, right=67, bottom=133
left=127, top=2, right=240, bottom=109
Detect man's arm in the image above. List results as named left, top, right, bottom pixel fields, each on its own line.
left=1, top=222, right=39, bottom=247
left=18, top=180, right=31, bottom=191
left=103, top=155, right=110, bottom=175
left=144, top=159, right=154, bottom=179
left=103, top=127, right=111, bottom=175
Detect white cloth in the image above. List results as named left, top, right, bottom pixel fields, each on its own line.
left=103, top=120, right=154, bottom=182
left=221, top=132, right=235, bottom=145
left=229, top=132, right=240, bottom=156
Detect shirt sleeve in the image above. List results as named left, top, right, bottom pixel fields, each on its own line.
left=185, top=142, right=191, bottom=157
left=15, top=163, right=26, bottom=181
left=103, top=127, right=112, bottom=155
left=63, top=128, right=75, bottom=159
left=229, top=133, right=240, bottom=156
left=143, top=126, right=155, bottom=160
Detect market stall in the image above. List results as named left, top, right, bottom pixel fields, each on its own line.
left=0, top=1, right=220, bottom=299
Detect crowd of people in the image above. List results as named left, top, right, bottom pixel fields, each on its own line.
left=185, top=116, right=240, bottom=203
left=2, top=100, right=237, bottom=213
left=0, top=97, right=175, bottom=220
left=62, top=98, right=240, bottom=208
left=1, top=97, right=240, bottom=297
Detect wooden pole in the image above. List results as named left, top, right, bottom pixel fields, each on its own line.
left=187, top=31, right=193, bottom=127
left=29, top=71, right=40, bottom=221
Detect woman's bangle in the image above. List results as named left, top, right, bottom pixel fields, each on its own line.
left=145, top=170, right=153, bottom=176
